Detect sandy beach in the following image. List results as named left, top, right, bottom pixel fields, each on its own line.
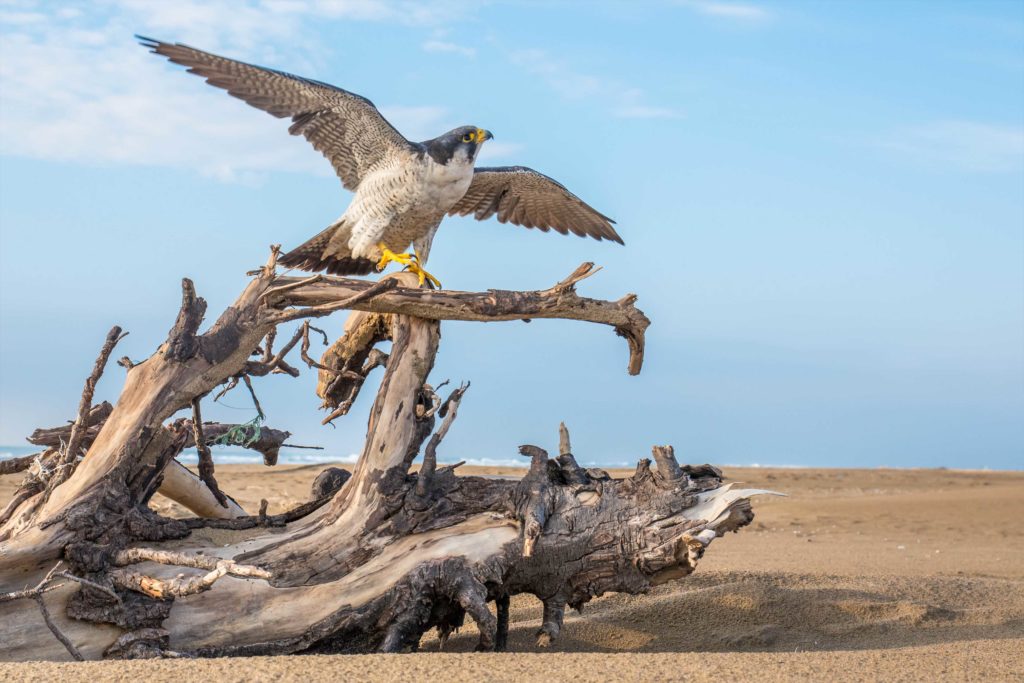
left=2, top=464, right=1022, bottom=681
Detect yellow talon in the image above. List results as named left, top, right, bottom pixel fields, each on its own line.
left=376, top=245, right=415, bottom=271
left=413, top=265, right=442, bottom=289
left=376, top=244, right=442, bottom=288
left=413, top=248, right=442, bottom=288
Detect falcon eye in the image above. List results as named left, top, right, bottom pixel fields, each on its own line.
left=462, top=132, right=475, bottom=143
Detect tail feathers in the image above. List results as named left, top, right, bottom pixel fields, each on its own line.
left=280, top=252, right=376, bottom=276
left=279, top=224, right=376, bottom=276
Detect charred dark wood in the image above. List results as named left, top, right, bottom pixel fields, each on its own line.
left=310, top=467, right=351, bottom=500
left=180, top=489, right=339, bottom=530
left=164, top=279, right=206, bottom=362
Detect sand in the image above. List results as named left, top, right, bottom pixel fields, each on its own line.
left=2, top=464, right=1022, bottom=681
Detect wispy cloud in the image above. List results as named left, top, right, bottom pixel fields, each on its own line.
left=377, top=105, right=451, bottom=141
left=880, top=121, right=1024, bottom=173
left=263, top=0, right=465, bottom=26
left=0, top=9, right=47, bottom=25
left=422, top=40, right=476, bottom=58
left=508, top=48, right=680, bottom=120
left=509, top=48, right=603, bottom=99
left=613, top=88, right=681, bottom=120
left=0, top=0, right=492, bottom=183
left=676, top=0, right=771, bottom=22
left=614, top=105, right=679, bottom=120
left=381, top=104, right=523, bottom=159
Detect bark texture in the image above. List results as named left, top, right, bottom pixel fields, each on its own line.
left=0, top=256, right=770, bottom=661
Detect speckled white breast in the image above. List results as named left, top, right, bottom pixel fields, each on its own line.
left=421, top=149, right=476, bottom=211
left=341, top=148, right=475, bottom=259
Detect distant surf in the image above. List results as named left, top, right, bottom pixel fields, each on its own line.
left=0, top=444, right=807, bottom=470
left=0, top=445, right=646, bottom=470
left=0, top=444, right=540, bottom=469
left=0, top=444, right=825, bottom=470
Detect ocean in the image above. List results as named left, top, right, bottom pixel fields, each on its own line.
left=0, top=444, right=539, bottom=469
left=3, top=445, right=1004, bottom=471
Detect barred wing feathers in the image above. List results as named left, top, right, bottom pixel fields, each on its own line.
left=448, top=166, right=622, bottom=244
left=138, top=36, right=413, bottom=191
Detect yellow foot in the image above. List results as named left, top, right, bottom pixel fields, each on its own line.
left=375, top=245, right=414, bottom=271
left=376, top=244, right=442, bottom=288
left=411, top=263, right=442, bottom=288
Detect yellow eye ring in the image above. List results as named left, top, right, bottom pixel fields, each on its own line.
left=462, top=132, right=474, bottom=143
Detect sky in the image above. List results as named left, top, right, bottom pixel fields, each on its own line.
left=0, top=0, right=1022, bottom=470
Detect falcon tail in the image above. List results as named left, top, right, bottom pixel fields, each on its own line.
left=279, top=223, right=376, bottom=276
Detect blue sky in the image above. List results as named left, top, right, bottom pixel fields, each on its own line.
left=1, top=0, right=1022, bottom=469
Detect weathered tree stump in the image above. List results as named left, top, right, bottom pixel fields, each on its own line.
left=0, top=251, right=772, bottom=660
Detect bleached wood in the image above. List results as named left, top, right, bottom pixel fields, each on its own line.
left=156, top=461, right=246, bottom=519
left=0, top=258, right=767, bottom=661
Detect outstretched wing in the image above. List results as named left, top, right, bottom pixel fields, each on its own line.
left=448, top=166, right=623, bottom=244
left=138, top=37, right=413, bottom=190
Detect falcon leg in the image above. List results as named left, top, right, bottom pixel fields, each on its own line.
left=375, top=244, right=441, bottom=289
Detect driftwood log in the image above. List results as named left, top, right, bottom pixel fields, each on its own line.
left=0, top=251, right=771, bottom=660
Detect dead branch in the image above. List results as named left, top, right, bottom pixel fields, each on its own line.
left=555, top=423, right=588, bottom=485
left=245, top=326, right=302, bottom=378
left=113, top=548, right=271, bottom=578
left=35, top=590, right=83, bottom=661
left=652, top=444, right=684, bottom=481
left=179, top=491, right=335, bottom=530
left=158, top=460, right=246, bottom=519
left=240, top=375, right=266, bottom=419
left=0, top=563, right=83, bottom=661
left=271, top=262, right=649, bottom=374
left=259, top=273, right=323, bottom=302
left=189, top=399, right=227, bottom=508
left=416, top=383, right=469, bottom=497
left=110, top=551, right=272, bottom=600
left=180, top=421, right=294, bottom=467
left=0, top=488, right=39, bottom=530
left=270, top=277, right=400, bottom=324
left=164, top=279, right=205, bottom=362
left=0, top=452, right=40, bottom=476
left=54, top=571, right=122, bottom=605
left=48, top=327, right=125, bottom=490
left=559, top=421, right=572, bottom=456
left=213, top=376, right=239, bottom=403
left=26, top=402, right=112, bottom=448
left=0, top=563, right=64, bottom=604
left=298, top=321, right=332, bottom=374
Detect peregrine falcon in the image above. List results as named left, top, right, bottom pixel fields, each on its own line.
left=139, top=38, right=623, bottom=287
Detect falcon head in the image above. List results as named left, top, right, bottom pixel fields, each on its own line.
left=423, top=126, right=493, bottom=165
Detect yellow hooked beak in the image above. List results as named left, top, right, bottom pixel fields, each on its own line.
left=476, top=128, right=494, bottom=143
